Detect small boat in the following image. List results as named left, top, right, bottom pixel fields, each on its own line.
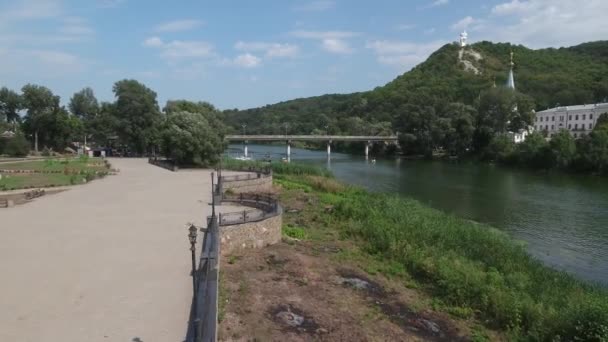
left=234, top=155, right=252, bottom=161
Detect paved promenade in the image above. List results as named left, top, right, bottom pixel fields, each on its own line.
left=0, top=159, right=213, bottom=342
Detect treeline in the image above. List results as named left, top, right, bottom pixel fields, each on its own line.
left=222, top=41, right=608, bottom=158
left=485, top=114, right=608, bottom=175
left=0, top=81, right=226, bottom=165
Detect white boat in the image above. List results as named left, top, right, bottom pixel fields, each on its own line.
left=234, top=155, right=252, bottom=161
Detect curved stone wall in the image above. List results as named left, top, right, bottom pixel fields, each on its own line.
left=221, top=173, right=272, bottom=194
left=219, top=213, right=282, bottom=255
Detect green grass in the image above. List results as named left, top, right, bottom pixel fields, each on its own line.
left=282, top=224, right=309, bottom=240
left=220, top=157, right=333, bottom=177
left=278, top=173, right=608, bottom=341
left=0, top=156, right=110, bottom=190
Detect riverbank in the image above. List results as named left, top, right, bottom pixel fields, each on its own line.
left=222, top=159, right=608, bottom=341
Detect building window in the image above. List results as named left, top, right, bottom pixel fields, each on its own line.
left=590, top=123, right=593, bottom=129
left=583, top=114, right=586, bottom=120
left=541, top=117, right=544, bottom=122
left=552, top=116, right=555, bottom=121
left=546, top=125, right=549, bottom=130
left=535, top=117, right=538, bottom=122
left=560, top=116, right=564, bottom=122
left=551, top=125, right=554, bottom=130
left=575, top=124, right=578, bottom=130
left=590, top=114, right=594, bottom=120
left=569, top=115, right=572, bottom=120
left=574, top=133, right=578, bottom=138
left=569, top=124, right=572, bottom=129
left=576, top=115, right=579, bottom=120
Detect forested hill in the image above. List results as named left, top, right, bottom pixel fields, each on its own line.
left=222, top=41, right=608, bottom=136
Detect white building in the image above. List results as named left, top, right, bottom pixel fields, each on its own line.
left=534, top=103, right=608, bottom=139
left=459, top=31, right=468, bottom=47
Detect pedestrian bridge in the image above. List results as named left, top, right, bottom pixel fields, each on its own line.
left=225, top=135, right=398, bottom=142
left=225, top=135, right=399, bottom=160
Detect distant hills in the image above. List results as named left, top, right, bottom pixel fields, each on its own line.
left=222, top=41, right=608, bottom=136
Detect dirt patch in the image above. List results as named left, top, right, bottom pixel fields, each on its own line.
left=219, top=243, right=477, bottom=342
left=269, top=304, right=320, bottom=335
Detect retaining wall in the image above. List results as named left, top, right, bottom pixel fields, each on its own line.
left=219, top=210, right=282, bottom=255
left=221, top=174, right=272, bottom=194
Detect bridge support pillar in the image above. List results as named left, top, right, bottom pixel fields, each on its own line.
left=327, top=141, right=331, bottom=158
left=286, top=141, right=291, bottom=162
left=244, top=144, right=248, bottom=158
left=365, top=141, right=370, bottom=160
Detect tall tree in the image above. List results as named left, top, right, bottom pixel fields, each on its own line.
left=0, top=87, right=23, bottom=124
left=161, top=111, right=225, bottom=166
left=21, top=84, right=60, bottom=152
left=69, top=87, right=99, bottom=120
left=112, top=79, right=162, bottom=154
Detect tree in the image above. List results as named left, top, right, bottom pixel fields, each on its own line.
left=483, top=135, right=515, bottom=162
left=69, top=87, right=99, bottom=120
left=594, top=113, right=608, bottom=131
left=87, top=102, right=120, bottom=147
left=549, top=130, right=577, bottom=169
left=112, top=80, right=162, bottom=154
left=0, top=87, right=22, bottom=124
left=161, top=111, right=225, bottom=166
left=575, top=130, right=608, bottom=174
left=516, top=132, right=550, bottom=168
left=21, top=84, right=60, bottom=152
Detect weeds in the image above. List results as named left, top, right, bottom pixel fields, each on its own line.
left=277, top=170, right=608, bottom=341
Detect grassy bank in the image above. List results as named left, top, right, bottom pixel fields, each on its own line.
left=0, top=157, right=111, bottom=191
left=222, top=159, right=608, bottom=340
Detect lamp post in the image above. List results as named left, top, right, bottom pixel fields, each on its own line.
left=241, top=124, right=247, bottom=157
left=188, top=223, right=198, bottom=302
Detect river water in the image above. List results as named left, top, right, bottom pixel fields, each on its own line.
left=227, top=144, right=608, bottom=285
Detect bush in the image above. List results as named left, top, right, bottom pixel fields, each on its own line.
left=3, top=133, right=30, bottom=157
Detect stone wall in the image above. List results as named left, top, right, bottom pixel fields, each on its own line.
left=219, top=213, right=282, bottom=255
left=222, top=174, right=272, bottom=194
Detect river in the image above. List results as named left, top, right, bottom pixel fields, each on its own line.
left=227, top=144, right=608, bottom=285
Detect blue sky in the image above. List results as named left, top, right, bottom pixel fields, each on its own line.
left=1, top=0, right=607, bottom=110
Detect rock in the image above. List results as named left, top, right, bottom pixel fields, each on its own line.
left=316, top=328, right=328, bottom=334
left=276, top=311, right=304, bottom=327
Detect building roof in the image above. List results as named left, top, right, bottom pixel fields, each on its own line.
left=0, top=131, right=16, bottom=139
left=537, top=103, right=608, bottom=114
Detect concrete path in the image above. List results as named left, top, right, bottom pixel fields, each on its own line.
left=0, top=158, right=214, bottom=342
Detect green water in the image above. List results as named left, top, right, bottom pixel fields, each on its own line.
left=228, top=145, right=608, bottom=285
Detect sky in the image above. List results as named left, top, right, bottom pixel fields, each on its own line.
left=1, top=0, right=607, bottom=110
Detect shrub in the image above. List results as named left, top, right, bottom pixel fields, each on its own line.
left=283, top=225, right=308, bottom=240
left=3, top=133, right=30, bottom=157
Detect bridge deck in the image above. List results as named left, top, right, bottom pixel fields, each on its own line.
left=225, top=135, right=398, bottom=142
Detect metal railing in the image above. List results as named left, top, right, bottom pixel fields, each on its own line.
left=189, top=215, right=220, bottom=342
left=217, top=193, right=280, bottom=226
left=220, top=167, right=271, bottom=183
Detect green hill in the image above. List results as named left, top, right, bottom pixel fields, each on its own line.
left=222, top=40, right=608, bottom=139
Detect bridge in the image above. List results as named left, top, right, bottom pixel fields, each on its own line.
left=225, top=135, right=399, bottom=159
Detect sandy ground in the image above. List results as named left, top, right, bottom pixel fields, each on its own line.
left=0, top=158, right=218, bottom=342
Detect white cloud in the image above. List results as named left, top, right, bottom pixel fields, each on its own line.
left=143, top=36, right=163, bottom=47
left=233, top=53, right=262, bottom=68
left=451, top=16, right=476, bottom=31
left=430, top=0, right=449, bottom=7
left=473, top=0, right=608, bottom=48
left=0, top=0, right=63, bottom=21
left=155, top=19, right=203, bottom=33
left=290, top=30, right=358, bottom=54
left=293, top=1, right=335, bottom=12
left=97, top=0, right=126, bottom=9
left=290, top=30, right=358, bottom=39
left=366, top=40, right=447, bottom=70
left=235, top=41, right=300, bottom=58
left=322, top=39, right=353, bottom=54
left=143, top=37, right=215, bottom=60
left=395, top=24, right=416, bottom=31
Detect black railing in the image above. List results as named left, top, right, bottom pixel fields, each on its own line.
left=217, top=193, right=280, bottom=226
left=188, top=214, right=220, bottom=342
left=220, top=168, right=271, bottom=182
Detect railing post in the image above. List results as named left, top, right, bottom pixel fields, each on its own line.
left=243, top=210, right=246, bottom=223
